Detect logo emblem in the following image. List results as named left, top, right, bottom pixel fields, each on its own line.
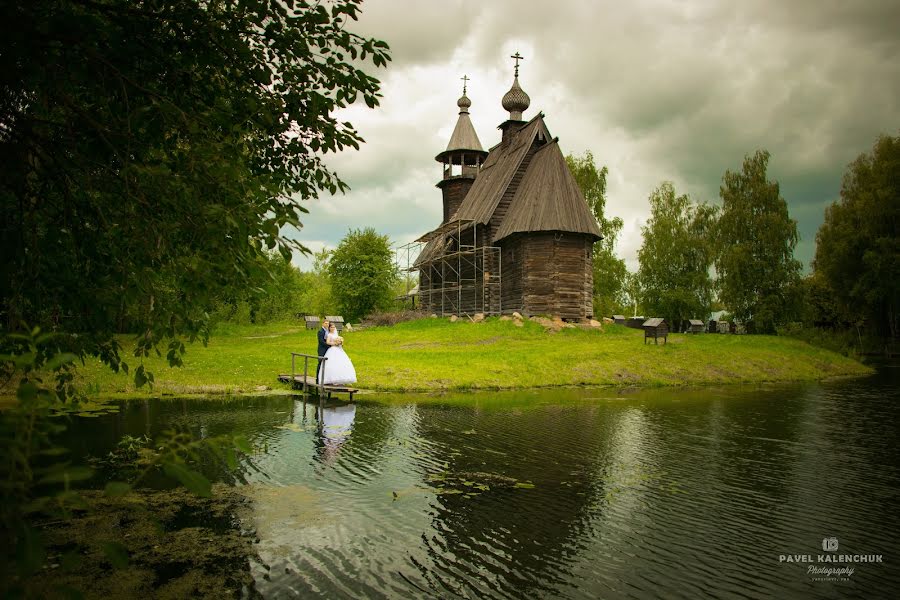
left=822, top=537, right=839, bottom=552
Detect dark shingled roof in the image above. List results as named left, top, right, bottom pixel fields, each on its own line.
left=493, top=140, right=602, bottom=242
left=445, top=109, right=484, bottom=153
left=450, top=115, right=549, bottom=224
left=412, top=236, right=448, bottom=268
left=414, top=112, right=601, bottom=267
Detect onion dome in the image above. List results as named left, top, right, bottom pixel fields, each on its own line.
left=502, top=76, right=530, bottom=120
left=502, top=53, right=530, bottom=120
left=457, top=92, right=472, bottom=112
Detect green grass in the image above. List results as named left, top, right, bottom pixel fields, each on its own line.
left=71, top=317, right=874, bottom=398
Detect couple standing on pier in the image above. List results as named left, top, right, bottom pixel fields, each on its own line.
left=316, top=318, right=357, bottom=385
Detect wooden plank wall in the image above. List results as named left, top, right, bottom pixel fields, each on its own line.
left=418, top=231, right=594, bottom=319
left=501, top=236, right=525, bottom=313
left=517, top=233, right=593, bottom=320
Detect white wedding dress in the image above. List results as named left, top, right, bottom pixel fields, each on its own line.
left=320, top=332, right=357, bottom=385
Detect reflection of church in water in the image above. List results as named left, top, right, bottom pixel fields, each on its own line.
left=409, top=54, right=601, bottom=320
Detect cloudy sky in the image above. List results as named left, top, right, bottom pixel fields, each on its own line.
left=287, top=0, right=899, bottom=272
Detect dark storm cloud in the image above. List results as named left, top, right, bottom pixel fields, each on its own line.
left=472, top=0, right=899, bottom=267
left=351, top=1, right=480, bottom=65
left=298, top=0, right=899, bottom=270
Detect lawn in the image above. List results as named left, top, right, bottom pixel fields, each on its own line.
left=72, top=317, right=874, bottom=398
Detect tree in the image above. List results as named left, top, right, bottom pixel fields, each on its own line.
left=638, top=182, right=716, bottom=328
left=211, top=252, right=306, bottom=325
left=327, top=228, right=398, bottom=322
left=622, top=271, right=643, bottom=318
left=716, top=150, right=801, bottom=333
left=565, top=151, right=627, bottom=317
left=813, top=134, right=900, bottom=338
left=0, top=0, right=390, bottom=389
left=0, top=1, right=390, bottom=583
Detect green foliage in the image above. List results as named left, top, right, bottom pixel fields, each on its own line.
left=813, top=133, right=900, bottom=338
left=210, top=252, right=306, bottom=326
left=794, top=272, right=846, bottom=328
left=327, top=228, right=399, bottom=322
left=1, top=1, right=389, bottom=589
left=0, top=0, right=390, bottom=385
left=565, top=151, right=627, bottom=316
left=638, top=182, right=716, bottom=328
left=71, top=317, right=872, bottom=397
left=621, top=271, right=643, bottom=318
left=778, top=322, right=882, bottom=357
left=716, top=150, right=802, bottom=333
left=305, top=247, right=338, bottom=318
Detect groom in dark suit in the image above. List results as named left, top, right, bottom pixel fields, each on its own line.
left=317, top=318, right=331, bottom=383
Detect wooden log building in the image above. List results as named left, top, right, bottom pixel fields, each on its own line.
left=411, top=56, right=602, bottom=320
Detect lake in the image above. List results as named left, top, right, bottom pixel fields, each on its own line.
left=65, top=368, right=900, bottom=599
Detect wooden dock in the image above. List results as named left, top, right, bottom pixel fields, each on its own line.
left=278, top=352, right=359, bottom=399
left=277, top=373, right=358, bottom=400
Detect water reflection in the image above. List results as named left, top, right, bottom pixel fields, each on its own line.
left=58, top=370, right=900, bottom=599
left=316, top=402, right=356, bottom=466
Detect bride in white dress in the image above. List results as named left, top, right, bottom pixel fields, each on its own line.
left=320, top=323, right=357, bottom=385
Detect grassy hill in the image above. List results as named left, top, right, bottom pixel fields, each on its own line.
left=72, top=317, right=874, bottom=398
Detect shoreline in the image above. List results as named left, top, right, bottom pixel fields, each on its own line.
left=48, top=318, right=874, bottom=402
left=57, top=368, right=875, bottom=404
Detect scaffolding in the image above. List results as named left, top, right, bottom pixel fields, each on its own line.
left=397, top=219, right=502, bottom=317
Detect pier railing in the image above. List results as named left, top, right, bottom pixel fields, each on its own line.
left=291, top=352, right=328, bottom=395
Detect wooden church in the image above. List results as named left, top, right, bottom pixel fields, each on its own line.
left=412, top=55, right=601, bottom=320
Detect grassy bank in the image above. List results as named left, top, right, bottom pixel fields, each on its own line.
left=71, top=317, right=873, bottom=398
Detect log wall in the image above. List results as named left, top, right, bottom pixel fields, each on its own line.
left=438, top=177, right=475, bottom=224
left=500, top=232, right=593, bottom=319
left=501, top=236, right=525, bottom=313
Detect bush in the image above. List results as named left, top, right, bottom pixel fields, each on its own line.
left=360, top=310, right=427, bottom=327
left=778, top=323, right=880, bottom=357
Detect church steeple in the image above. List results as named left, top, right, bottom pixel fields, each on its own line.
left=444, top=75, right=484, bottom=155
left=435, top=75, right=488, bottom=223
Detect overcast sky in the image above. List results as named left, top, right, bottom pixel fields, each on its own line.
left=286, top=0, right=899, bottom=272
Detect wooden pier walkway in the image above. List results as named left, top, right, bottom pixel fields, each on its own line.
left=278, top=352, right=359, bottom=399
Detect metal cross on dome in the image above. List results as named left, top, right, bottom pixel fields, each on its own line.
left=461, top=74, right=469, bottom=95
left=511, top=51, right=524, bottom=76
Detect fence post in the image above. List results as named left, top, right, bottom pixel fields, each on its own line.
left=303, top=355, right=309, bottom=395
left=291, top=353, right=296, bottom=389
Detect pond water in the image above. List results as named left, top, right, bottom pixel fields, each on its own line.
left=65, top=368, right=900, bottom=599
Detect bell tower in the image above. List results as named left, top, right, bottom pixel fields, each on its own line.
left=435, top=75, right=488, bottom=224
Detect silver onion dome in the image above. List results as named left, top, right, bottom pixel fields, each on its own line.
left=502, top=75, right=530, bottom=120
left=457, top=93, right=472, bottom=112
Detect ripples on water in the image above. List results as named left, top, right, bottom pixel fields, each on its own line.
left=69, top=370, right=900, bottom=599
